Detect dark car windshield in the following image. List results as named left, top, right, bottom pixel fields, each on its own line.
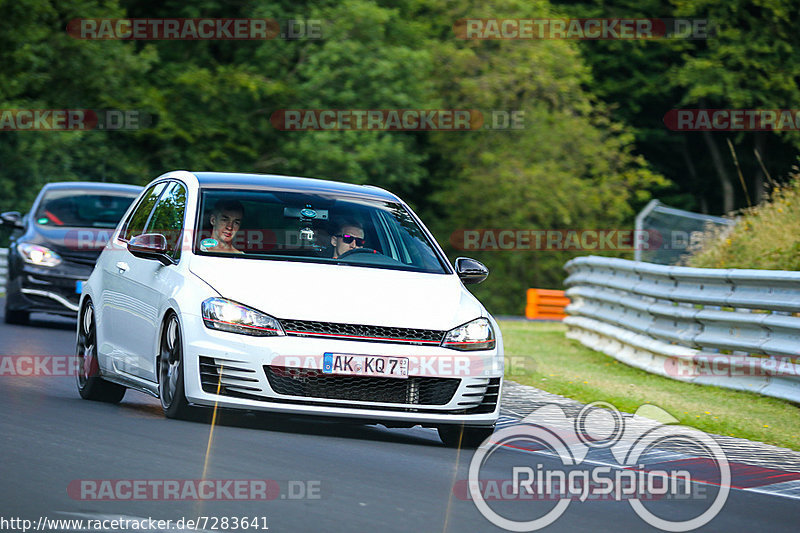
left=194, top=189, right=449, bottom=274
left=35, top=189, right=138, bottom=228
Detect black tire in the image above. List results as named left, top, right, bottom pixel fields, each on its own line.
left=158, top=314, right=194, bottom=420
left=76, top=301, right=126, bottom=403
left=4, top=306, right=29, bottom=325
left=438, top=424, right=496, bottom=448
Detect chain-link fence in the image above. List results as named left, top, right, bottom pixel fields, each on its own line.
left=634, top=199, right=735, bottom=264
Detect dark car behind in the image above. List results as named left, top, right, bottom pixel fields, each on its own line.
left=1, top=182, right=142, bottom=324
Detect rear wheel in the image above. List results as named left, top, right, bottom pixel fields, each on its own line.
left=438, top=425, right=495, bottom=448
left=159, top=314, right=194, bottom=420
left=76, top=301, right=126, bottom=403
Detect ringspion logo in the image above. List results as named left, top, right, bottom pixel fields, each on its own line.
left=467, top=402, right=730, bottom=531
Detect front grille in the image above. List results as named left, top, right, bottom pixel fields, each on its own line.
left=59, top=249, right=101, bottom=266
left=279, top=319, right=445, bottom=346
left=265, top=365, right=459, bottom=405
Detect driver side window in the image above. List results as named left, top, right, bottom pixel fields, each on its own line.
left=146, top=181, right=187, bottom=260
left=122, top=181, right=168, bottom=241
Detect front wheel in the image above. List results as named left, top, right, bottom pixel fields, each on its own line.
left=159, top=314, right=194, bottom=420
left=76, top=301, right=126, bottom=403
left=438, top=424, right=496, bottom=448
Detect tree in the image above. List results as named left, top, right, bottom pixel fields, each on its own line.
left=422, top=0, right=667, bottom=313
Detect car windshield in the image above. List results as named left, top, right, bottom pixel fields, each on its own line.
left=194, top=189, right=449, bottom=274
left=35, top=189, right=138, bottom=228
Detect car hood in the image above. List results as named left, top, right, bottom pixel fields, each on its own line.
left=27, top=226, right=117, bottom=259
left=188, top=255, right=484, bottom=331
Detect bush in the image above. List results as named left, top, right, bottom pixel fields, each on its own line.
left=688, top=172, right=800, bottom=270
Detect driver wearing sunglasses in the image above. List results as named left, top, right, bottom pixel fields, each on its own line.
left=331, top=220, right=366, bottom=259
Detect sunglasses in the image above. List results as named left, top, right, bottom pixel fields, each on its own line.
left=336, top=234, right=366, bottom=246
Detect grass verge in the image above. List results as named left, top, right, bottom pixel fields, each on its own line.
left=499, top=320, right=800, bottom=451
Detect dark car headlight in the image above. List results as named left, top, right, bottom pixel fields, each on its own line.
left=17, top=243, right=62, bottom=267
left=201, top=297, right=284, bottom=337
left=441, top=317, right=496, bottom=351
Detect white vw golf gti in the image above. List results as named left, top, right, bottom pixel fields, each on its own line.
left=76, top=171, right=503, bottom=446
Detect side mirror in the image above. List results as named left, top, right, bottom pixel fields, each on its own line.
left=455, top=257, right=489, bottom=285
left=127, top=233, right=173, bottom=265
left=0, top=211, right=25, bottom=230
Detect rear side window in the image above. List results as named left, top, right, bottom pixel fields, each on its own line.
left=146, top=181, right=188, bottom=260
left=122, top=182, right=168, bottom=241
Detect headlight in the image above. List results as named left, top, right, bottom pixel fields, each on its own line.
left=201, top=297, right=284, bottom=337
left=441, top=317, right=495, bottom=351
left=17, top=243, right=62, bottom=267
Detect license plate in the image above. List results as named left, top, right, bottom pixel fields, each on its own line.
left=322, top=353, right=408, bottom=379
left=75, top=281, right=84, bottom=294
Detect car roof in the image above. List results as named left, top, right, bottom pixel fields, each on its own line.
left=41, top=181, right=143, bottom=195
left=191, top=172, right=399, bottom=202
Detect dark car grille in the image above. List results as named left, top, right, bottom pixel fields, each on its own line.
left=58, top=248, right=102, bottom=266
left=279, top=319, right=445, bottom=346
left=265, top=365, right=459, bottom=405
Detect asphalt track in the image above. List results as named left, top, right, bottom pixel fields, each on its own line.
left=0, top=300, right=796, bottom=532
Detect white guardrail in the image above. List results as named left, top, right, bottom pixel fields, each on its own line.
left=0, top=247, right=7, bottom=292
left=564, top=256, right=800, bottom=403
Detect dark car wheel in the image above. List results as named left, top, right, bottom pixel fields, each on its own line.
left=76, top=301, right=126, bottom=403
left=438, top=424, right=495, bottom=448
left=159, top=314, right=194, bottom=420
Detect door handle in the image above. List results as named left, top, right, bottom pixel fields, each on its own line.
left=116, top=261, right=129, bottom=273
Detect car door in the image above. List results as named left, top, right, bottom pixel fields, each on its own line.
left=101, top=181, right=169, bottom=379
left=129, top=180, right=188, bottom=380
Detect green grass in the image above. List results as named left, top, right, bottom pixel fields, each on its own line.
left=499, top=320, right=800, bottom=451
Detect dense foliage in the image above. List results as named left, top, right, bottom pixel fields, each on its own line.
left=688, top=172, right=800, bottom=270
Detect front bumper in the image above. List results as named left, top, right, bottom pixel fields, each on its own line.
left=7, top=263, right=92, bottom=316
left=182, top=313, right=502, bottom=427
